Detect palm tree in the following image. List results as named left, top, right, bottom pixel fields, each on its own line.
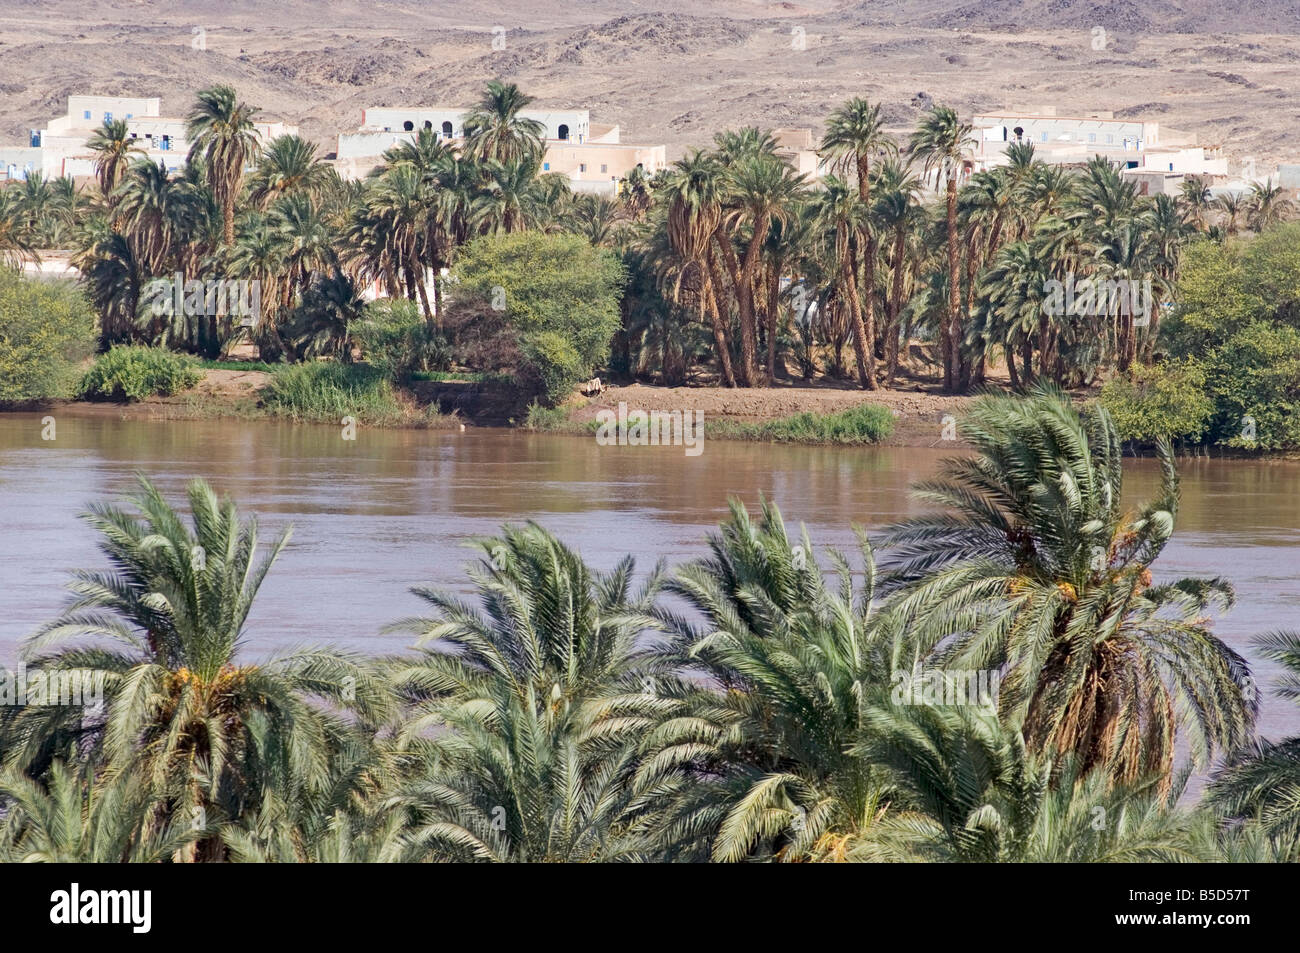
left=385, top=524, right=667, bottom=861
left=248, top=134, right=335, bottom=208
left=723, top=154, right=805, bottom=386
left=462, top=80, right=545, bottom=165
left=7, top=476, right=392, bottom=862
left=662, top=150, right=735, bottom=387
left=0, top=188, right=38, bottom=266
left=1208, top=630, right=1300, bottom=860
left=813, top=177, right=875, bottom=388
left=882, top=387, right=1255, bottom=793
left=1215, top=192, right=1244, bottom=237
left=0, top=760, right=203, bottom=863
left=872, top=158, right=923, bottom=383
left=86, top=118, right=143, bottom=199
left=186, top=84, right=261, bottom=246
left=1178, top=178, right=1213, bottom=232
left=1247, top=178, right=1293, bottom=231
left=822, top=98, right=897, bottom=388
left=642, top=499, right=896, bottom=862
left=909, top=105, right=974, bottom=391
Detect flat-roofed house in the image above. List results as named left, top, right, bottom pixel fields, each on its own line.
left=334, top=106, right=666, bottom=195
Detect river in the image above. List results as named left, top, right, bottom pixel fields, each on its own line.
left=2, top=411, right=1299, bottom=739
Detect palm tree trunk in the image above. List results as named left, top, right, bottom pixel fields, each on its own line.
left=860, top=236, right=878, bottom=389
left=736, top=225, right=765, bottom=387
left=886, top=227, right=906, bottom=385
left=1005, top=342, right=1021, bottom=390
left=715, top=233, right=754, bottom=386
left=702, top=265, right=736, bottom=387
left=765, top=266, right=781, bottom=385
left=945, top=175, right=961, bottom=393
left=843, top=235, right=872, bottom=390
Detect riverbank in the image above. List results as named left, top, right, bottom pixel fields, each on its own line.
left=12, top=366, right=993, bottom=447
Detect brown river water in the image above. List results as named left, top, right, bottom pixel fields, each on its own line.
left=2, top=411, right=1299, bottom=741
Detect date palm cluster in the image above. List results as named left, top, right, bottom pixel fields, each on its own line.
left=2, top=88, right=1289, bottom=393
left=1, top=389, right=1294, bottom=862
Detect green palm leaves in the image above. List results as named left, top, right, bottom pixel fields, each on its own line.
left=884, top=386, right=1254, bottom=791
left=0, top=393, right=1283, bottom=861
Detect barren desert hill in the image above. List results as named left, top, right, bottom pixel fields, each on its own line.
left=2, top=0, right=1300, bottom=168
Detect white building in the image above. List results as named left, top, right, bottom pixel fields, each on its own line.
left=3, top=95, right=297, bottom=182
left=971, top=107, right=1228, bottom=177
left=334, top=106, right=666, bottom=196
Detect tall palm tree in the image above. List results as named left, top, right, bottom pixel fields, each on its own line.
left=86, top=118, right=144, bottom=199
left=723, top=154, right=805, bottom=386
left=813, top=177, right=875, bottom=388
left=882, top=387, right=1255, bottom=793
left=642, top=499, right=896, bottom=862
left=873, top=158, right=923, bottom=383
left=386, top=524, right=667, bottom=861
left=1215, top=192, right=1244, bottom=237
left=186, top=84, right=261, bottom=246
left=663, top=150, right=735, bottom=387
left=7, top=476, right=392, bottom=862
left=822, top=98, right=897, bottom=388
left=462, top=80, right=546, bottom=165
left=909, top=105, right=974, bottom=391
left=248, top=134, right=335, bottom=208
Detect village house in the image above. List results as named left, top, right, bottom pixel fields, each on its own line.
left=1, top=95, right=297, bottom=182
left=970, top=107, right=1229, bottom=183
left=333, top=106, right=667, bottom=195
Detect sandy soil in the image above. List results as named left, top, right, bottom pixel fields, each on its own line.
left=2, top=1, right=1299, bottom=170
left=566, top=381, right=982, bottom=444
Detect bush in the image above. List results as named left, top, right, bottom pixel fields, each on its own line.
left=77, top=346, right=201, bottom=402
left=712, top=403, right=896, bottom=445
left=262, top=361, right=410, bottom=425
left=1163, top=225, right=1300, bottom=448
left=0, top=268, right=97, bottom=402
left=452, top=232, right=624, bottom=404
left=352, top=299, right=448, bottom=380
left=1098, top=361, right=1214, bottom=445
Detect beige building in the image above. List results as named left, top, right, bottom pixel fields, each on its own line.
left=6, top=95, right=296, bottom=181
left=972, top=107, right=1227, bottom=177
left=334, top=106, right=666, bottom=196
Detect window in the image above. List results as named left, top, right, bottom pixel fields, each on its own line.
left=600, top=164, right=607, bottom=173
left=424, top=120, right=432, bottom=130
left=83, top=110, right=91, bottom=120
left=558, top=124, right=570, bottom=140
left=1088, top=133, right=1096, bottom=143
left=126, top=113, right=133, bottom=119
left=402, top=120, right=414, bottom=131
left=104, top=112, right=112, bottom=122
left=579, top=163, right=586, bottom=173
left=441, top=121, right=453, bottom=137
left=543, top=162, right=550, bottom=171
left=1106, top=134, right=1113, bottom=144
left=161, top=135, right=170, bottom=151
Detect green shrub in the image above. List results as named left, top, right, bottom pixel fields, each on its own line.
left=522, top=401, right=578, bottom=431
left=712, top=403, right=896, bottom=445
left=1098, top=361, right=1214, bottom=445
left=352, top=299, right=448, bottom=380
left=0, top=268, right=97, bottom=401
left=262, top=361, right=410, bottom=425
left=77, top=346, right=201, bottom=401
left=452, top=232, right=623, bottom=404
